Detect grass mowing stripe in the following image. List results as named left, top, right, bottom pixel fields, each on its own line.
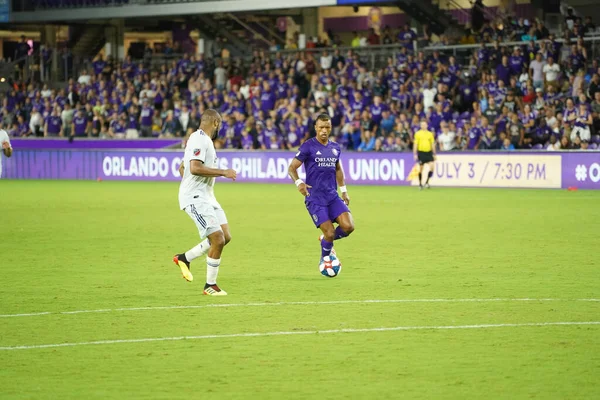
left=2, top=298, right=600, bottom=318
left=1, top=321, right=599, bottom=351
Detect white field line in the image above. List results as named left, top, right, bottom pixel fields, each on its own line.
left=1, top=321, right=599, bottom=351
left=1, top=298, right=599, bottom=319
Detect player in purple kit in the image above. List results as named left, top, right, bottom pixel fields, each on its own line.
left=288, top=114, right=355, bottom=266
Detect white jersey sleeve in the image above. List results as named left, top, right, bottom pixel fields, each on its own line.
left=0, top=130, right=10, bottom=147
left=0, top=129, right=10, bottom=178
left=185, top=132, right=211, bottom=165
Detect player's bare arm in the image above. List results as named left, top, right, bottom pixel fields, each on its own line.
left=288, top=157, right=311, bottom=197
left=2, top=141, right=12, bottom=158
left=413, top=138, right=418, bottom=161
left=178, top=162, right=184, bottom=178
left=190, top=159, right=236, bottom=180
left=336, top=161, right=349, bottom=206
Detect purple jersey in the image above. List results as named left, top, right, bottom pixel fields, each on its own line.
left=110, top=120, right=125, bottom=134
left=351, top=99, right=365, bottom=113
left=336, top=85, right=350, bottom=98
left=286, top=127, right=302, bottom=147
left=234, top=121, right=245, bottom=137
left=260, top=91, right=276, bottom=113
left=496, top=64, right=510, bottom=85
left=18, top=123, right=29, bottom=136
left=429, top=112, right=444, bottom=131
left=564, top=107, right=577, bottom=125
left=467, top=127, right=482, bottom=149
left=267, top=137, right=282, bottom=149
left=46, top=116, right=62, bottom=135
left=241, top=134, right=254, bottom=150
left=73, top=116, right=88, bottom=136
left=370, top=104, right=386, bottom=124
left=509, top=55, right=524, bottom=75
left=93, top=60, right=106, bottom=75
left=128, top=115, right=139, bottom=130
left=477, top=48, right=488, bottom=64
left=397, top=93, right=411, bottom=110
left=276, top=82, right=288, bottom=99
left=448, top=63, right=460, bottom=75
left=388, top=79, right=401, bottom=100
left=575, top=111, right=590, bottom=128
left=295, top=138, right=341, bottom=206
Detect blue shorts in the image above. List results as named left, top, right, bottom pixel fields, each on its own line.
left=305, top=197, right=350, bottom=228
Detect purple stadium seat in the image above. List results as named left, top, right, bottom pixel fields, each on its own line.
left=591, top=135, right=600, bottom=144
left=532, top=144, right=544, bottom=150
left=589, top=143, right=598, bottom=150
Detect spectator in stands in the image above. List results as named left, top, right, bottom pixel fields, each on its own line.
left=29, top=107, right=43, bottom=137
left=162, top=110, right=182, bottom=137
left=4, top=7, right=600, bottom=156
left=214, top=61, right=227, bottom=91
left=381, top=26, right=394, bottom=45
left=543, top=56, right=560, bottom=89
left=471, top=0, right=485, bottom=32
left=367, top=29, right=380, bottom=46
left=564, top=8, right=576, bottom=32
left=437, top=122, right=456, bottom=151
left=320, top=50, right=333, bottom=70
left=583, top=16, right=596, bottom=35
left=61, top=103, right=74, bottom=137
left=78, top=70, right=91, bottom=86
left=15, top=35, right=31, bottom=78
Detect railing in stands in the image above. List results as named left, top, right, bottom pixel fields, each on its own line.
left=14, top=0, right=213, bottom=12
left=8, top=34, right=600, bottom=84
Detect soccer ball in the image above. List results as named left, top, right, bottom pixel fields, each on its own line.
left=319, top=255, right=342, bottom=278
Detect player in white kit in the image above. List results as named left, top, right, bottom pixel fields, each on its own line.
left=0, top=129, right=13, bottom=178
left=173, top=109, right=237, bottom=296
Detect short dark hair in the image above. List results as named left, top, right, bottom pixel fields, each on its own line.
left=201, top=109, right=221, bottom=124
left=314, top=113, right=331, bottom=125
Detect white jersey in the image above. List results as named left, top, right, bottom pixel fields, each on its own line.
left=178, top=129, right=219, bottom=209
left=0, top=129, right=11, bottom=178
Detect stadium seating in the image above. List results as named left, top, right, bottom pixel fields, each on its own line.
left=2, top=7, right=600, bottom=152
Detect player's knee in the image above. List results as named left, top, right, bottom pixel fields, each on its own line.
left=224, top=232, right=232, bottom=245
left=323, top=227, right=335, bottom=242
left=210, top=231, right=226, bottom=249
left=342, top=222, right=355, bottom=235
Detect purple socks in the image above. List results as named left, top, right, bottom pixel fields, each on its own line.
left=321, top=238, right=333, bottom=258
left=335, top=226, right=349, bottom=240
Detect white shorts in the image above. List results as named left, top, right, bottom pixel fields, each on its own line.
left=571, top=126, right=591, bottom=142
left=125, top=129, right=139, bottom=139
left=184, top=201, right=228, bottom=239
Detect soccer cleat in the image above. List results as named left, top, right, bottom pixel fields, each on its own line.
left=318, top=235, right=337, bottom=257
left=419, top=186, right=423, bottom=191
left=425, top=183, right=431, bottom=189
left=173, top=254, right=193, bottom=282
left=203, top=284, right=227, bottom=296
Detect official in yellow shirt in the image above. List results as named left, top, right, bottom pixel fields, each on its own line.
left=413, top=121, right=436, bottom=189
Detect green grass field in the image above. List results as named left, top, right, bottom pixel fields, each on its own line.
left=1, top=180, right=599, bottom=399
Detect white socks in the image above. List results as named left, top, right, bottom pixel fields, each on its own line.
left=206, top=257, right=221, bottom=285
left=184, top=241, right=222, bottom=285
left=185, top=239, right=210, bottom=262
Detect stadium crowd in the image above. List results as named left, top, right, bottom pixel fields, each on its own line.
left=2, top=13, right=600, bottom=152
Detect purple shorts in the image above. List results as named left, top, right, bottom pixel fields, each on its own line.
left=305, top=197, right=350, bottom=228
